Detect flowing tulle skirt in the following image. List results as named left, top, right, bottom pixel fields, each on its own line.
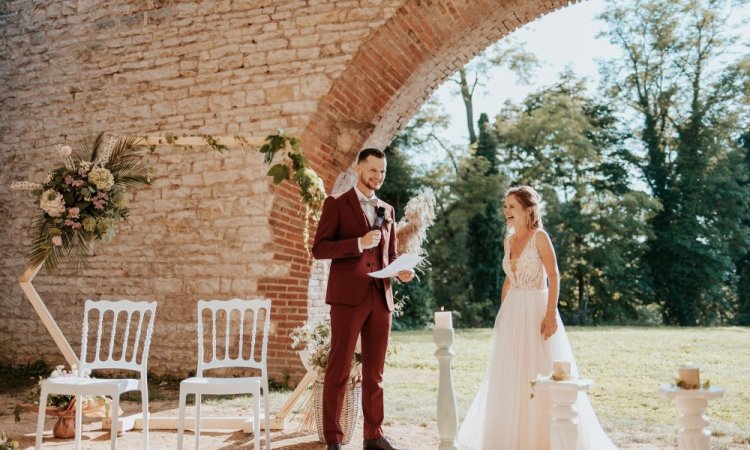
left=457, top=288, right=617, bottom=450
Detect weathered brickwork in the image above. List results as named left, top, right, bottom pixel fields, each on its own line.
left=0, top=0, right=572, bottom=382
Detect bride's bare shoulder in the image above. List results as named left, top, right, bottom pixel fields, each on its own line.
left=534, top=229, right=553, bottom=247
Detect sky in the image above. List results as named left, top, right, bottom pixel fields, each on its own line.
left=423, top=0, right=750, bottom=154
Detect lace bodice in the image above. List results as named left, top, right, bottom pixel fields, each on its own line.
left=502, top=231, right=547, bottom=290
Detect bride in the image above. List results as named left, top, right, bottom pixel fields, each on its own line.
left=457, top=186, right=617, bottom=450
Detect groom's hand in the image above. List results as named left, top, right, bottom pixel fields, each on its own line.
left=361, top=230, right=382, bottom=249
left=397, top=270, right=415, bottom=283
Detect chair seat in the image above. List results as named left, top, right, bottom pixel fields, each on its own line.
left=43, top=377, right=141, bottom=396
left=180, top=376, right=261, bottom=395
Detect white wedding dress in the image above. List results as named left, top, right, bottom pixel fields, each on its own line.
left=457, top=231, right=617, bottom=450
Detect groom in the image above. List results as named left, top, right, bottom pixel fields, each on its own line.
left=312, top=148, right=413, bottom=450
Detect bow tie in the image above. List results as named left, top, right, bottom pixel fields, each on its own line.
left=360, top=198, right=378, bottom=208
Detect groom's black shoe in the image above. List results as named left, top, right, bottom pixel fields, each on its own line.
left=326, top=445, right=342, bottom=450
left=364, top=436, right=406, bottom=450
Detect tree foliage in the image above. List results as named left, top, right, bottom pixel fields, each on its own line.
left=600, top=0, right=750, bottom=325
left=497, top=75, right=660, bottom=324
left=383, top=0, right=750, bottom=328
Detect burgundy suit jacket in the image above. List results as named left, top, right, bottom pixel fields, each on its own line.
left=312, top=188, right=399, bottom=311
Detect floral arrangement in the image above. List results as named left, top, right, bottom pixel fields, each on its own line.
left=290, top=320, right=361, bottom=380
left=0, top=432, right=19, bottom=450
left=11, top=132, right=152, bottom=272
left=529, top=372, right=570, bottom=399
left=673, top=378, right=711, bottom=390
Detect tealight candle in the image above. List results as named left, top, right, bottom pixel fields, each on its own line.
left=434, top=307, right=453, bottom=329
left=679, top=365, right=700, bottom=389
left=553, top=360, right=571, bottom=380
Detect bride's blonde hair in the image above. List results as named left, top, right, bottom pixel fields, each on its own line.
left=505, top=185, right=543, bottom=234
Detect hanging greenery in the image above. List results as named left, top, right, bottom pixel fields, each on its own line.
left=235, top=130, right=327, bottom=251
left=257, top=130, right=326, bottom=213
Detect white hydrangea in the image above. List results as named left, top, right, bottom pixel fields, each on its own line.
left=88, top=167, right=114, bottom=191
left=57, top=145, right=72, bottom=158
left=39, top=189, right=66, bottom=217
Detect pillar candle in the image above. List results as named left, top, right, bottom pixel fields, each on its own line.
left=553, top=360, right=571, bottom=380
left=434, top=309, right=453, bottom=329
left=679, top=365, right=700, bottom=389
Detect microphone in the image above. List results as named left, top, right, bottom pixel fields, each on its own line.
left=372, top=206, right=386, bottom=230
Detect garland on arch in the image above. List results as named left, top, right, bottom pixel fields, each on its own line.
left=203, top=130, right=326, bottom=252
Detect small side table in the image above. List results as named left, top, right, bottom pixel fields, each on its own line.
left=658, top=385, right=725, bottom=450
left=534, top=378, right=593, bottom=450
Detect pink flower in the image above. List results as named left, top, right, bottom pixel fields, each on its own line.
left=63, top=219, right=81, bottom=230
left=52, top=236, right=63, bottom=246
left=64, top=175, right=74, bottom=185
left=72, top=179, right=84, bottom=187
left=68, top=207, right=80, bottom=218
left=92, top=191, right=109, bottom=210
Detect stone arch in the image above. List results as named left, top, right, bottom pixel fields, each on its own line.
left=259, top=0, right=584, bottom=379
left=283, top=0, right=581, bottom=344
left=301, top=0, right=579, bottom=178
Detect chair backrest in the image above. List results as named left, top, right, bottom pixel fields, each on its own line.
left=79, top=300, right=157, bottom=376
left=196, top=299, right=271, bottom=377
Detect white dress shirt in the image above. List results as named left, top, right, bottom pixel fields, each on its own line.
left=355, top=186, right=377, bottom=252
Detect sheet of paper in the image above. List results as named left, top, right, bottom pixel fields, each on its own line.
left=368, top=253, right=424, bottom=278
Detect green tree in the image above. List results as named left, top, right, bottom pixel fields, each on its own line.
left=735, top=128, right=750, bottom=324
left=425, top=155, right=507, bottom=326
left=379, top=145, right=417, bottom=219
left=496, top=75, right=659, bottom=324
left=464, top=114, right=505, bottom=325
left=451, top=40, right=539, bottom=144
left=378, top=145, right=434, bottom=329
left=600, top=0, right=750, bottom=325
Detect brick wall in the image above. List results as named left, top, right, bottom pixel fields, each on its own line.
left=0, top=0, right=570, bottom=382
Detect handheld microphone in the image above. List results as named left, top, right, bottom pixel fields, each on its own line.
left=373, top=206, right=386, bottom=230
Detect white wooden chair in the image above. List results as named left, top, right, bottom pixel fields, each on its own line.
left=177, top=299, right=271, bottom=450
left=35, top=299, right=157, bottom=450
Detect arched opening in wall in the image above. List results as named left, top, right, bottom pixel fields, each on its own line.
left=294, top=1, right=586, bottom=333
left=264, top=0, right=585, bottom=375
left=289, top=1, right=750, bottom=445
left=301, top=0, right=750, bottom=330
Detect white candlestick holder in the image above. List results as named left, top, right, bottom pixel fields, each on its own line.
left=433, top=328, right=458, bottom=450
left=533, top=378, right=592, bottom=450
left=659, top=385, right=725, bottom=450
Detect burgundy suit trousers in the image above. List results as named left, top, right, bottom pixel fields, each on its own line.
left=323, top=281, right=391, bottom=444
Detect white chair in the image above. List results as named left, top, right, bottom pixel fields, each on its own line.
left=35, top=299, right=157, bottom=450
left=177, top=299, right=272, bottom=450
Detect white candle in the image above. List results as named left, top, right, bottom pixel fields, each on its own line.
left=679, top=365, right=700, bottom=389
left=434, top=309, right=453, bottom=329
left=553, top=360, right=571, bottom=380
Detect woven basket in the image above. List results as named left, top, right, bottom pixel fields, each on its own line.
left=313, top=379, right=361, bottom=444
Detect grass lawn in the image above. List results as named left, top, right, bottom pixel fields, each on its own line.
left=385, top=326, right=750, bottom=449
left=2, top=327, right=748, bottom=449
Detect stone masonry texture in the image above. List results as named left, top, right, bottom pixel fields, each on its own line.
left=0, top=0, right=576, bottom=383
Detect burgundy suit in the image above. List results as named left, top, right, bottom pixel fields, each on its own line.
left=312, top=187, right=398, bottom=444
